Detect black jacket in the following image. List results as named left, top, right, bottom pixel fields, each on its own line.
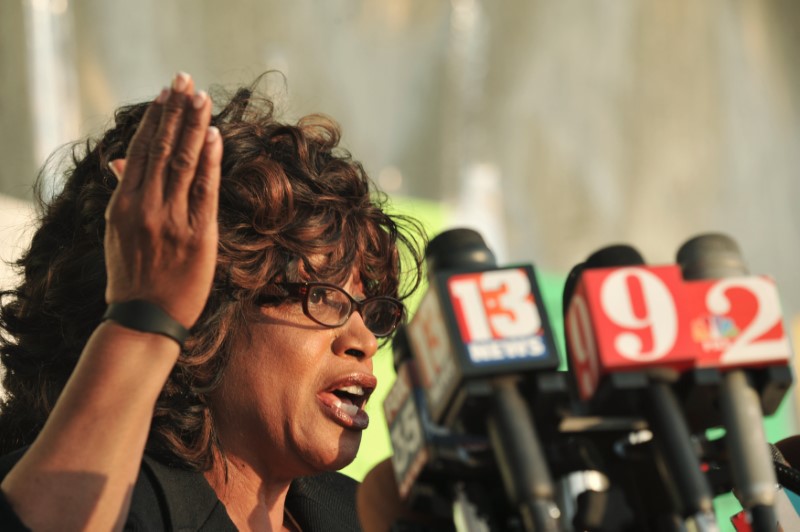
left=0, top=447, right=362, bottom=531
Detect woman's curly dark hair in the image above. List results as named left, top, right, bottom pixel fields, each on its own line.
left=0, top=77, right=427, bottom=470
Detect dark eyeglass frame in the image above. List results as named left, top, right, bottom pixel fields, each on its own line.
left=272, top=282, right=405, bottom=338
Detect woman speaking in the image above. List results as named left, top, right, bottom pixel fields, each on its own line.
left=0, top=72, right=425, bottom=530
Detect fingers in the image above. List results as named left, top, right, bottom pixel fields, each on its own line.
left=164, top=89, right=213, bottom=205
left=107, top=159, right=126, bottom=183
left=110, top=72, right=220, bottom=231
left=189, top=126, right=223, bottom=231
left=121, top=90, right=167, bottom=193
left=141, top=72, right=196, bottom=206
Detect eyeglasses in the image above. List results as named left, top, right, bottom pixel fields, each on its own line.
left=270, top=282, right=404, bottom=338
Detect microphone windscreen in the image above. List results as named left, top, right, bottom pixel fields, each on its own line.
left=563, top=244, right=643, bottom=319
left=424, top=228, right=496, bottom=273
left=584, top=244, right=645, bottom=269
left=772, top=437, right=800, bottom=495
left=770, top=442, right=791, bottom=466
left=676, top=233, right=748, bottom=279
left=562, top=262, right=585, bottom=321
left=776, top=436, right=800, bottom=467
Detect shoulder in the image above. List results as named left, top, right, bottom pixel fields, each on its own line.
left=139, top=461, right=364, bottom=531
left=1, top=448, right=363, bottom=531
left=129, top=455, right=235, bottom=531
left=287, top=471, right=362, bottom=531
left=0, top=448, right=235, bottom=532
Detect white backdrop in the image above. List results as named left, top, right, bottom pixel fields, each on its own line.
left=1, top=0, right=798, bottom=311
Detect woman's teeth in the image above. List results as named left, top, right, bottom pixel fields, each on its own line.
left=337, top=385, right=364, bottom=396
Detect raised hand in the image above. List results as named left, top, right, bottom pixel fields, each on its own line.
left=0, top=74, right=223, bottom=531
left=104, top=72, right=222, bottom=329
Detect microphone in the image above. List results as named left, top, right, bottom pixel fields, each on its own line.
left=384, top=324, right=493, bottom=522
left=730, top=488, right=800, bottom=532
left=564, top=251, right=696, bottom=405
left=729, top=443, right=800, bottom=530
left=407, top=229, right=560, bottom=425
left=769, top=443, right=800, bottom=497
left=564, top=244, right=718, bottom=531
left=391, top=228, right=563, bottom=531
left=775, top=436, right=800, bottom=489
left=383, top=326, right=441, bottom=511
left=731, top=445, right=800, bottom=532
left=677, top=233, right=791, bottom=532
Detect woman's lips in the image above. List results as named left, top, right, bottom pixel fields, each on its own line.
left=318, top=392, right=370, bottom=430
left=317, top=374, right=376, bottom=430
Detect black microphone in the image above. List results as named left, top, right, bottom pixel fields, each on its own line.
left=677, top=233, right=780, bottom=532
left=769, top=443, right=800, bottom=495
left=384, top=323, right=494, bottom=525
left=729, top=444, right=800, bottom=531
left=401, top=228, right=563, bottom=531
left=564, top=244, right=718, bottom=531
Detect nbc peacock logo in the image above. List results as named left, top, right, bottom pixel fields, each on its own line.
left=691, top=315, right=739, bottom=351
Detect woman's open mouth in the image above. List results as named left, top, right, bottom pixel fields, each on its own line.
left=318, top=376, right=376, bottom=430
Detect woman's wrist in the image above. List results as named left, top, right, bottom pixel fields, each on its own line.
left=102, top=300, right=190, bottom=347
left=94, top=319, right=182, bottom=356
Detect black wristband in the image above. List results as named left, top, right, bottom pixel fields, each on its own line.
left=102, top=300, right=190, bottom=347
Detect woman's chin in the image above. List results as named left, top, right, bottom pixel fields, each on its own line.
left=312, top=430, right=363, bottom=472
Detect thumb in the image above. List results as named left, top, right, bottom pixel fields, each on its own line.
left=108, top=159, right=127, bottom=184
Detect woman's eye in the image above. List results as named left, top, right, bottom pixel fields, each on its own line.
left=308, top=289, right=326, bottom=304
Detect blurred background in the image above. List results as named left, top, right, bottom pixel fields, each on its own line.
left=1, top=0, right=799, bottom=528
